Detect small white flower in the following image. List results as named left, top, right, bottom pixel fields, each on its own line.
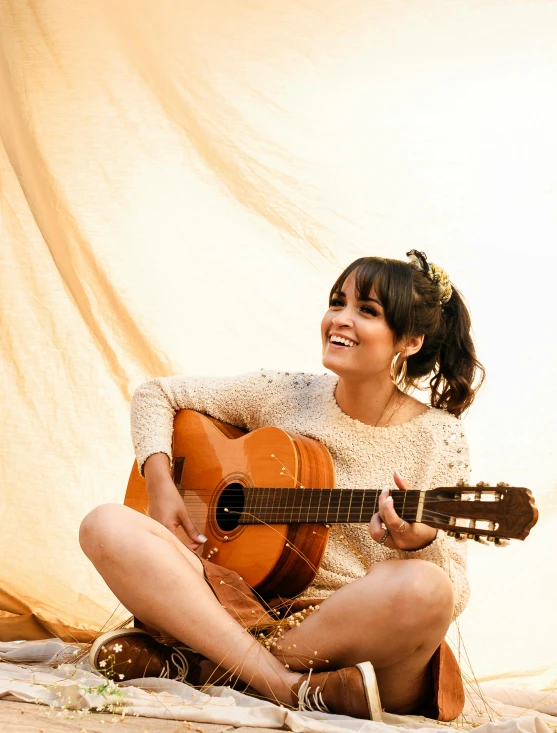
left=119, top=674, right=125, bottom=680
left=99, top=660, right=107, bottom=668
left=113, top=644, right=123, bottom=653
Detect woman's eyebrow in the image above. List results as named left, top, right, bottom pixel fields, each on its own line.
left=360, top=296, right=382, bottom=306
left=332, top=290, right=382, bottom=307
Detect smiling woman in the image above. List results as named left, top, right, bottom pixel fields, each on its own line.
left=79, top=251, right=485, bottom=722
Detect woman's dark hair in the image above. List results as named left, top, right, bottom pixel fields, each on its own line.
left=330, top=256, right=485, bottom=417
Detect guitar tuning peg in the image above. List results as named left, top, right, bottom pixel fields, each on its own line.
left=446, top=530, right=456, bottom=537
left=494, top=538, right=510, bottom=547
left=467, top=533, right=476, bottom=540
left=454, top=532, right=462, bottom=540
left=474, top=535, right=490, bottom=546
left=496, top=481, right=510, bottom=487
left=475, top=481, right=489, bottom=487
left=486, top=535, right=496, bottom=542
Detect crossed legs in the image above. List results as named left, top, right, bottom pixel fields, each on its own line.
left=80, top=504, right=454, bottom=713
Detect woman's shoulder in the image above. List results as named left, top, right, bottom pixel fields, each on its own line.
left=419, top=407, right=469, bottom=455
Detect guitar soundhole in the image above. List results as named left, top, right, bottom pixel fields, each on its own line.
left=216, top=483, right=246, bottom=531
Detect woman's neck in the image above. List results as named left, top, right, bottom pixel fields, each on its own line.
left=335, top=375, right=399, bottom=426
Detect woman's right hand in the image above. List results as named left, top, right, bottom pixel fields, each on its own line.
left=144, top=454, right=207, bottom=551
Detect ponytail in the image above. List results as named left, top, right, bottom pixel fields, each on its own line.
left=427, top=287, right=485, bottom=417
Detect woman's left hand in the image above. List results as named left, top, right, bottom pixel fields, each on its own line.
left=368, top=471, right=438, bottom=551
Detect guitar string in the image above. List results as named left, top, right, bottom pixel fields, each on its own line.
left=179, top=493, right=477, bottom=516
left=181, top=505, right=499, bottom=532
left=178, top=493, right=496, bottom=524
left=178, top=490, right=491, bottom=513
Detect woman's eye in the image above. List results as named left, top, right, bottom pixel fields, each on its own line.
left=360, top=306, right=378, bottom=316
left=329, top=298, right=344, bottom=308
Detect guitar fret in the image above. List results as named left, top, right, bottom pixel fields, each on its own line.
left=363, top=490, right=378, bottom=523
left=346, top=489, right=354, bottom=525
left=316, top=488, right=323, bottom=523
left=337, top=489, right=351, bottom=523
left=263, top=488, right=269, bottom=523
left=326, top=490, right=340, bottom=523
left=372, top=488, right=379, bottom=516
left=256, top=487, right=262, bottom=523
left=277, top=489, right=286, bottom=519
left=268, top=487, right=273, bottom=524
left=354, top=490, right=366, bottom=523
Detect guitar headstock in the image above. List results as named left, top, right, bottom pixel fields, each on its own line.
left=422, top=482, right=538, bottom=546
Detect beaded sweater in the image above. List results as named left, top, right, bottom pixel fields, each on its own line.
left=130, top=370, right=471, bottom=618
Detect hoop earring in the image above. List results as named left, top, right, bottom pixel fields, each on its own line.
left=390, top=352, right=407, bottom=387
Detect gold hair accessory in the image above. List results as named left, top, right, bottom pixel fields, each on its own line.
left=406, top=250, right=453, bottom=304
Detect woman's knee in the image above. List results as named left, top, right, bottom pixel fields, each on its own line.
left=370, top=559, right=454, bottom=632
left=79, top=503, right=133, bottom=557
left=397, top=560, right=454, bottom=629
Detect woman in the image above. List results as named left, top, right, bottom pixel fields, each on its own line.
left=80, top=251, right=484, bottom=721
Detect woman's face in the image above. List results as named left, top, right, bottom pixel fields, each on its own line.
left=321, top=270, right=398, bottom=381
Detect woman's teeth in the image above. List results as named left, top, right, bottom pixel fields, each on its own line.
left=329, top=336, right=357, bottom=347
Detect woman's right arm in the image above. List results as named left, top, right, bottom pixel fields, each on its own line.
left=143, top=452, right=207, bottom=550
left=130, top=372, right=265, bottom=546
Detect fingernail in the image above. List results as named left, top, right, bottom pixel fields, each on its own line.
left=395, top=470, right=404, bottom=478
left=381, top=487, right=389, bottom=495
left=385, top=496, right=393, bottom=504
left=198, top=534, right=208, bottom=543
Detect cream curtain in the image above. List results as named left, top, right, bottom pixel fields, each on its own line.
left=1, top=0, right=556, bottom=689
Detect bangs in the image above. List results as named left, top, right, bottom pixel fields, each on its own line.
left=330, top=257, right=416, bottom=339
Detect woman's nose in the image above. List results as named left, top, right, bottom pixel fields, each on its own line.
left=332, top=312, right=354, bottom=328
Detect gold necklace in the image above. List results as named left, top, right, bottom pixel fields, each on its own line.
left=373, top=387, right=403, bottom=427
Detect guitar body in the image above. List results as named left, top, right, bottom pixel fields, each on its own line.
left=125, top=410, right=335, bottom=599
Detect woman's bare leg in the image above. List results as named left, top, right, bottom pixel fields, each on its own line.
left=79, top=504, right=299, bottom=704
left=271, top=559, right=455, bottom=714
left=81, top=505, right=454, bottom=713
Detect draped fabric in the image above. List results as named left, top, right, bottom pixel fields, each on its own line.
left=1, top=0, right=556, bottom=695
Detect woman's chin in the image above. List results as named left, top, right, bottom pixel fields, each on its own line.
left=322, top=351, right=354, bottom=375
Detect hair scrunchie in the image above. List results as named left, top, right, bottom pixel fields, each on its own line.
left=406, top=250, right=453, bottom=305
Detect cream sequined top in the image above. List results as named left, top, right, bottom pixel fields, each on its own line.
left=131, top=370, right=471, bottom=618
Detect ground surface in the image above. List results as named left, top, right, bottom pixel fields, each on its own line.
left=0, top=699, right=273, bottom=733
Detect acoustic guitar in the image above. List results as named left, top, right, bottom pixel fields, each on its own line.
left=125, top=410, right=538, bottom=600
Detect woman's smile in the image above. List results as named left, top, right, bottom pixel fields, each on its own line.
left=328, top=334, right=359, bottom=348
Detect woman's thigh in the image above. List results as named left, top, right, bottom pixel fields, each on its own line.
left=271, top=559, right=454, bottom=713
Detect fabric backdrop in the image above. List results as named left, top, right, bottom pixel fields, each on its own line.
left=1, top=0, right=556, bottom=692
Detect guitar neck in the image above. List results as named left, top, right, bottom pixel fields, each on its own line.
left=241, top=488, right=421, bottom=525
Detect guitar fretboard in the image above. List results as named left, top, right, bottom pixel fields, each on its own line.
left=239, top=488, right=421, bottom=525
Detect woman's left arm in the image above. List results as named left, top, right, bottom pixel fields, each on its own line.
left=369, top=425, right=471, bottom=618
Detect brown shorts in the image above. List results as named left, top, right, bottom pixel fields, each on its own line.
left=138, top=558, right=465, bottom=721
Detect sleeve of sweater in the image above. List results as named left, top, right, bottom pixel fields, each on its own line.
left=400, top=417, right=471, bottom=619
left=130, top=372, right=267, bottom=476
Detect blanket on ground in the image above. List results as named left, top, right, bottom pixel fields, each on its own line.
left=1, top=640, right=556, bottom=733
